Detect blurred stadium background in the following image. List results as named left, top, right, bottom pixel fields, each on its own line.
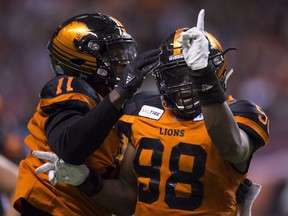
left=0, top=0, right=287, bottom=215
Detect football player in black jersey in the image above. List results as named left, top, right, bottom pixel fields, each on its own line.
left=13, top=13, right=160, bottom=216
left=32, top=10, right=269, bottom=216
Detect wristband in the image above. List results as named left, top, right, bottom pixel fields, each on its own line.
left=236, top=178, right=253, bottom=204
left=76, top=171, right=103, bottom=197
left=190, top=63, right=226, bottom=105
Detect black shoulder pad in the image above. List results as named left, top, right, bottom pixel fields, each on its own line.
left=229, top=99, right=269, bottom=149
left=123, top=91, right=162, bottom=115
left=229, top=99, right=267, bottom=123
left=40, top=76, right=101, bottom=115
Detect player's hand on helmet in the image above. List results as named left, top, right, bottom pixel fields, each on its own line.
left=33, top=150, right=90, bottom=186
left=115, top=48, right=161, bottom=99
left=178, top=9, right=209, bottom=70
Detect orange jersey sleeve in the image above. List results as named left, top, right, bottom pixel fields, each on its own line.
left=119, top=92, right=269, bottom=216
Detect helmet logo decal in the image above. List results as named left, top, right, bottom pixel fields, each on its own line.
left=169, top=54, right=184, bottom=61
left=67, top=21, right=91, bottom=41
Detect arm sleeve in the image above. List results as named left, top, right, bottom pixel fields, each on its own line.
left=46, top=96, right=123, bottom=165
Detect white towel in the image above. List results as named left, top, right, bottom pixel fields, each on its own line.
left=237, top=183, right=262, bottom=216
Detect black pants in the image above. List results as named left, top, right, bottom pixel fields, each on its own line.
left=20, top=199, right=51, bottom=216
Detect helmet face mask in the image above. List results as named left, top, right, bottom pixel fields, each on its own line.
left=154, top=28, right=230, bottom=120
left=104, top=42, right=137, bottom=63
left=159, top=66, right=199, bottom=119
left=155, top=63, right=201, bottom=120
left=48, top=13, right=137, bottom=89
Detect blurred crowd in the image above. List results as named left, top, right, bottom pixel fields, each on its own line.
left=0, top=0, right=287, bottom=215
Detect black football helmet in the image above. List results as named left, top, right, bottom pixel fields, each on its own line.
left=47, top=13, right=137, bottom=89
left=153, top=27, right=233, bottom=120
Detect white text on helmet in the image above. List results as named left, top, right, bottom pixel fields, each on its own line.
left=169, top=54, right=184, bottom=61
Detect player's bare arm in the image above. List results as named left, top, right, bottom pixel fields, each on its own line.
left=179, top=9, right=253, bottom=168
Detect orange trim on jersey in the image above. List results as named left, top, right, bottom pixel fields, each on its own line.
left=234, top=116, right=269, bottom=144
left=40, top=93, right=96, bottom=109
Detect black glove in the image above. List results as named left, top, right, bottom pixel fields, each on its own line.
left=236, top=178, right=253, bottom=204
left=115, top=49, right=161, bottom=99
left=190, top=62, right=226, bottom=105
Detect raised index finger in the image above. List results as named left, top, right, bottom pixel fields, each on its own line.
left=196, top=9, right=205, bottom=32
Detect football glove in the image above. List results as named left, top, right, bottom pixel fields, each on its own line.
left=115, top=48, right=161, bottom=99
left=33, top=150, right=90, bottom=186
left=33, top=150, right=103, bottom=196
left=178, top=9, right=209, bottom=70
left=178, top=9, right=226, bottom=105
